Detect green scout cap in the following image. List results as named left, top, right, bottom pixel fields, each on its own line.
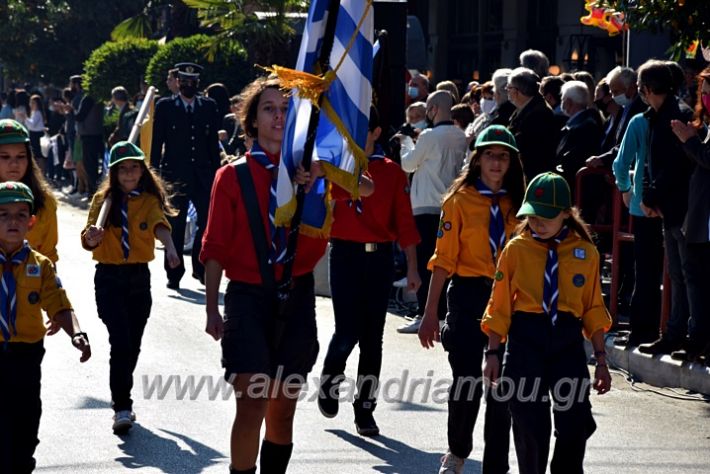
left=109, top=141, right=145, bottom=168
left=0, top=119, right=30, bottom=145
left=517, top=172, right=571, bottom=219
left=474, top=125, right=519, bottom=153
left=0, top=181, right=34, bottom=212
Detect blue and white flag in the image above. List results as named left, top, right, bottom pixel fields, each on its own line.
left=274, top=0, right=374, bottom=237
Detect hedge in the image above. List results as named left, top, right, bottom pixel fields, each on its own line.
left=145, top=34, right=252, bottom=98
left=83, top=39, right=160, bottom=101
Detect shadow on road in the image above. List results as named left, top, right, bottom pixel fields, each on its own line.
left=75, top=396, right=112, bottom=409
left=389, top=400, right=447, bottom=412
left=167, top=289, right=224, bottom=306
left=115, top=425, right=224, bottom=473
left=326, top=429, right=473, bottom=474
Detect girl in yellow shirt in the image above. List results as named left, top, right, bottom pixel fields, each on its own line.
left=0, top=119, right=59, bottom=263
left=419, top=125, right=525, bottom=473
left=482, top=172, right=612, bottom=474
left=81, top=141, right=179, bottom=435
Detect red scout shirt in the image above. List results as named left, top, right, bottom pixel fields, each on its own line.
left=200, top=150, right=327, bottom=285
left=330, top=156, right=420, bottom=248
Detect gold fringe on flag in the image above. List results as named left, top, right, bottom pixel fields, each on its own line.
left=260, top=65, right=336, bottom=108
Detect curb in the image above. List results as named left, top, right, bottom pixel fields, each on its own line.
left=602, top=334, right=710, bottom=395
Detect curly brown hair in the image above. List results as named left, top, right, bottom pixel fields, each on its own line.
left=238, top=76, right=283, bottom=139
left=691, top=67, right=710, bottom=129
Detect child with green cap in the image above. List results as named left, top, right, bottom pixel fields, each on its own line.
left=0, top=180, right=91, bottom=472
left=81, top=140, right=179, bottom=434
left=481, top=172, right=612, bottom=474
left=418, top=125, right=526, bottom=474
left=0, top=119, right=60, bottom=263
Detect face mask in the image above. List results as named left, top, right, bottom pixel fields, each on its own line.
left=702, top=94, right=710, bottom=114
left=412, top=120, right=427, bottom=130
left=480, top=98, right=496, bottom=115
left=612, top=93, right=631, bottom=107
left=408, top=86, right=420, bottom=99
left=180, top=83, right=198, bottom=99
left=425, top=108, right=436, bottom=127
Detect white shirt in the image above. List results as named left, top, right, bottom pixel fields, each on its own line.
left=400, top=122, right=467, bottom=215
left=25, top=110, right=45, bottom=132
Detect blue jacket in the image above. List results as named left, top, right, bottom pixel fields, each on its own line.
left=613, top=113, right=648, bottom=217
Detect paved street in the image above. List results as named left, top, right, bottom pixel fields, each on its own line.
left=35, top=198, right=710, bottom=473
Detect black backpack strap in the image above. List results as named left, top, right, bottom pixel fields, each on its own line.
left=234, top=158, right=276, bottom=291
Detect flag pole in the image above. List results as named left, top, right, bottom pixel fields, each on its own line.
left=277, top=0, right=341, bottom=300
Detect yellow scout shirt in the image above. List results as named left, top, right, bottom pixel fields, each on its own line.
left=428, top=186, right=518, bottom=278
left=0, top=248, right=72, bottom=343
left=481, top=230, right=611, bottom=341
left=81, top=193, right=171, bottom=264
left=26, top=193, right=59, bottom=263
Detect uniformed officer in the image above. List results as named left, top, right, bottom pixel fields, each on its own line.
left=150, top=62, right=221, bottom=288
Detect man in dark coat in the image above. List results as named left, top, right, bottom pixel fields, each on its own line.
left=556, top=80, right=602, bottom=193
left=150, top=63, right=221, bottom=289
left=506, top=67, right=559, bottom=181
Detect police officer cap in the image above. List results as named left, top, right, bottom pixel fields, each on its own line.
left=0, top=181, right=34, bottom=213
left=0, top=119, right=30, bottom=145
left=175, top=63, right=203, bottom=80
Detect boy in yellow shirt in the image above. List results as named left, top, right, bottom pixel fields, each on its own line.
left=0, top=181, right=90, bottom=473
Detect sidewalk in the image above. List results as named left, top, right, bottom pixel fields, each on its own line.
left=601, top=333, right=710, bottom=395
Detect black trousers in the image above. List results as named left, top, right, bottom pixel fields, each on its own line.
left=95, top=263, right=152, bottom=412
left=322, top=239, right=394, bottom=401
left=80, top=134, right=104, bottom=194
left=504, top=312, right=596, bottom=474
left=686, top=242, right=710, bottom=350
left=415, top=213, right=448, bottom=319
left=165, top=180, right=210, bottom=284
left=441, top=276, right=510, bottom=472
left=630, top=216, right=664, bottom=342
left=0, top=341, right=44, bottom=474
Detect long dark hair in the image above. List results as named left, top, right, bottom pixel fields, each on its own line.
left=443, top=145, right=526, bottom=220
left=96, top=161, right=177, bottom=228
left=12, top=142, right=51, bottom=213
left=515, top=207, right=595, bottom=244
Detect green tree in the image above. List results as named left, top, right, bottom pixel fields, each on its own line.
left=83, top=39, right=160, bottom=101
left=144, top=34, right=250, bottom=96
left=0, top=0, right=145, bottom=85
left=609, top=0, right=710, bottom=58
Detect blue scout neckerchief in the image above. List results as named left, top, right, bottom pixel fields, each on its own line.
left=0, top=241, right=32, bottom=343
left=248, top=142, right=287, bottom=264
left=121, top=188, right=142, bottom=260
left=348, top=144, right=385, bottom=215
left=475, top=178, right=507, bottom=262
left=532, top=226, right=570, bottom=325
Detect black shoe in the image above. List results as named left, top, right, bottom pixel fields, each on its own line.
left=318, top=374, right=341, bottom=418
left=167, top=279, right=180, bottom=290
left=671, top=342, right=709, bottom=363
left=192, top=272, right=205, bottom=285
left=638, top=338, right=683, bottom=355
left=354, top=400, right=379, bottom=437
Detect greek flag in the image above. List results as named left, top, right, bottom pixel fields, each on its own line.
left=275, top=0, right=374, bottom=237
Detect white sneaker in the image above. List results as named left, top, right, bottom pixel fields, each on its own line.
left=439, top=451, right=465, bottom=474
left=392, top=277, right=408, bottom=288
left=112, top=410, right=136, bottom=434
left=397, top=316, right=422, bottom=334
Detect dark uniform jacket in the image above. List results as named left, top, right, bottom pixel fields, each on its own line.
left=680, top=131, right=710, bottom=244
left=150, top=95, right=221, bottom=190
left=642, top=96, right=694, bottom=229
left=490, top=100, right=516, bottom=127
left=556, top=108, right=602, bottom=189
left=508, top=94, right=559, bottom=181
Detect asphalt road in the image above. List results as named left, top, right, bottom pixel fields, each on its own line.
left=33, top=198, right=710, bottom=473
